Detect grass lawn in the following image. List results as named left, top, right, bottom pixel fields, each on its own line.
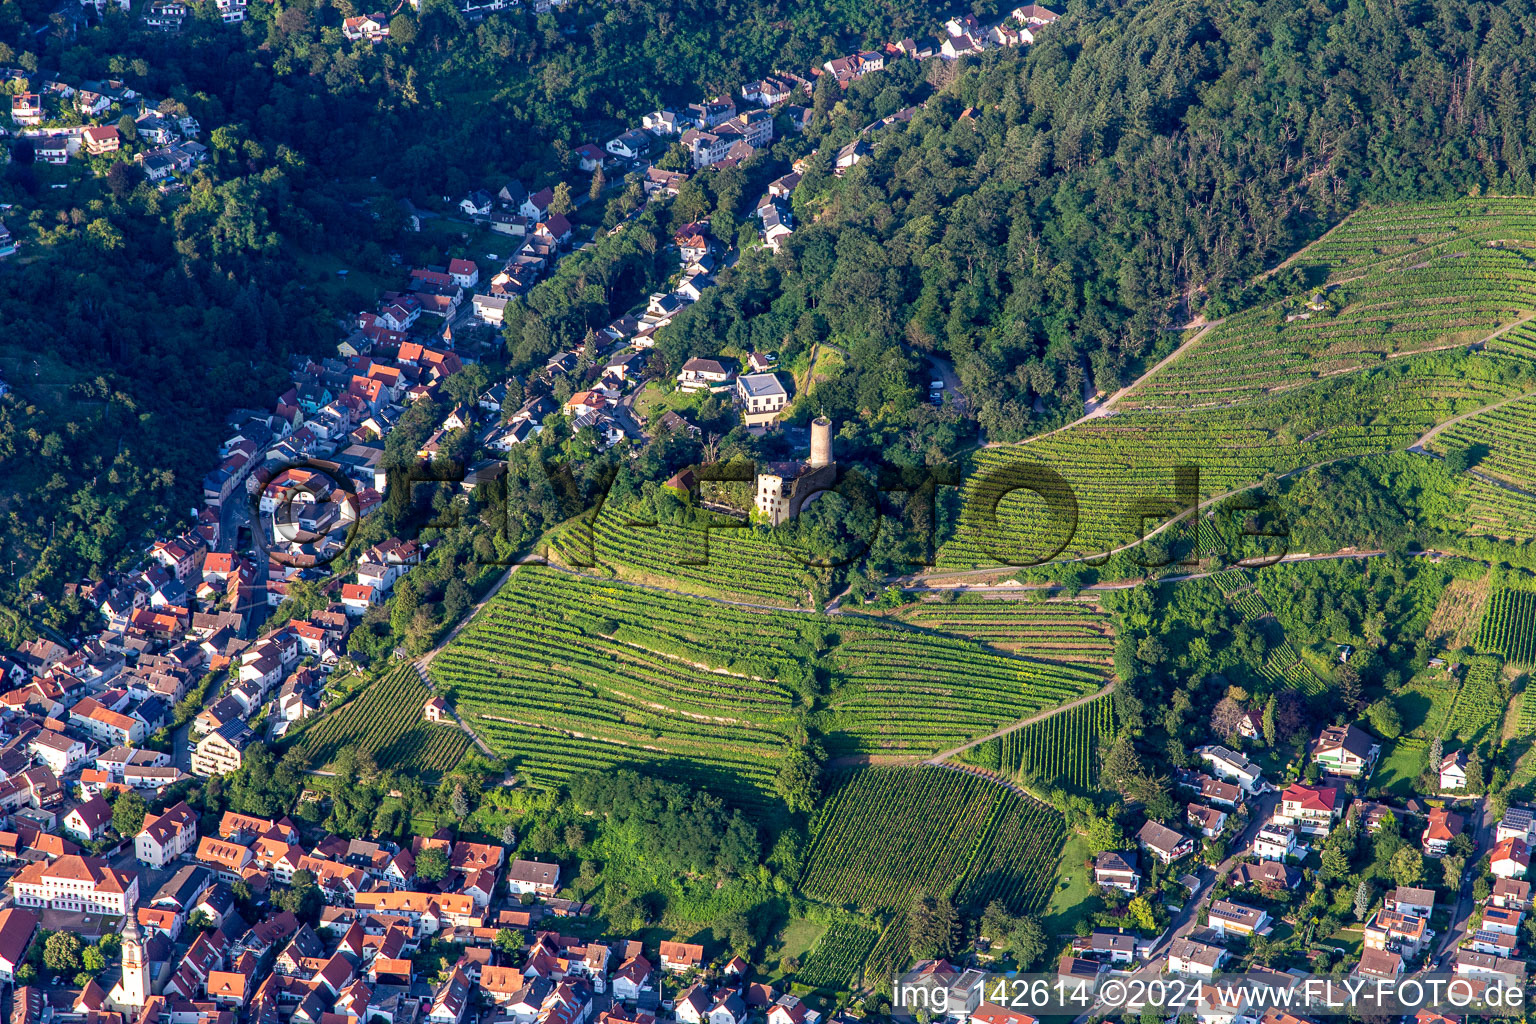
left=764, top=917, right=827, bottom=985
left=774, top=917, right=827, bottom=961
left=1043, top=833, right=1099, bottom=937
left=1375, top=738, right=1427, bottom=798
left=632, top=379, right=711, bottom=426
left=1323, top=924, right=1364, bottom=956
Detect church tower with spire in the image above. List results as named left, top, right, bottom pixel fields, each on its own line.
left=108, top=915, right=148, bottom=1011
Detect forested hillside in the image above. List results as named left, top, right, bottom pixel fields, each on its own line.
left=5, top=0, right=1536, bottom=633
left=0, top=0, right=985, bottom=633
left=659, top=0, right=1536, bottom=441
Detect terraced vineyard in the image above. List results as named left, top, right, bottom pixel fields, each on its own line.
left=802, top=767, right=999, bottom=909
left=1489, top=321, right=1536, bottom=360
left=862, top=913, right=912, bottom=993
left=937, top=360, right=1521, bottom=568
left=1452, top=476, right=1536, bottom=542
left=801, top=766, right=1064, bottom=926
left=1516, top=689, right=1536, bottom=736
left=1232, top=589, right=1268, bottom=621
left=891, top=598, right=1114, bottom=668
left=1296, top=198, right=1536, bottom=275
left=293, top=665, right=470, bottom=781
left=544, top=502, right=826, bottom=607
left=956, top=785, right=1067, bottom=912
left=428, top=569, right=1103, bottom=804
left=795, top=922, right=881, bottom=991
left=964, top=695, right=1112, bottom=790
left=1123, top=199, right=1536, bottom=410
left=1210, top=569, right=1251, bottom=594
left=1258, top=639, right=1327, bottom=695
left=1445, top=655, right=1506, bottom=745
left=1477, top=590, right=1536, bottom=666
left=1428, top=393, right=1536, bottom=492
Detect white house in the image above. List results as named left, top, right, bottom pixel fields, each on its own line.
left=1136, top=820, right=1194, bottom=865
left=29, top=731, right=87, bottom=775
left=1498, top=807, right=1536, bottom=844
left=1197, top=745, right=1264, bottom=793
left=676, top=357, right=732, bottom=392
left=63, top=795, right=113, bottom=843
left=1492, top=837, right=1531, bottom=879
left=136, top=801, right=199, bottom=869
left=1275, top=782, right=1341, bottom=836
left=0, top=909, right=37, bottom=984
left=1440, top=750, right=1468, bottom=791
left=1251, top=822, right=1301, bottom=862
left=1385, top=886, right=1435, bottom=919
left=1092, top=850, right=1140, bottom=893
left=1166, top=937, right=1226, bottom=978
left=1206, top=900, right=1269, bottom=939
left=609, top=956, right=653, bottom=1002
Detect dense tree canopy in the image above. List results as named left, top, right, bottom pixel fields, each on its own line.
left=659, top=0, right=1536, bottom=442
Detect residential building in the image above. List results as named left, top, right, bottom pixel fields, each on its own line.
left=1497, top=807, right=1535, bottom=844
left=0, top=909, right=38, bottom=984
left=507, top=859, right=560, bottom=895
left=610, top=956, right=653, bottom=1002
left=659, top=941, right=704, bottom=973
left=1312, top=724, right=1380, bottom=778
left=1197, top=746, right=1263, bottom=792
left=1186, top=803, right=1227, bottom=838
left=1455, top=951, right=1527, bottom=985
left=1491, top=837, right=1530, bottom=879
left=1440, top=750, right=1468, bottom=790
left=1356, top=948, right=1403, bottom=981
left=63, top=795, right=113, bottom=843
left=136, top=801, right=198, bottom=868
left=1422, top=807, right=1466, bottom=858
left=1092, top=850, right=1140, bottom=893
left=1136, top=820, right=1194, bottom=865
left=1229, top=860, right=1302, bottom=891
left=1481, top=905, right=1521, bottom=936
left=676, top=357, right=732, bottom=392
left=1386, top=887, right=1435, bottom=919
left=1167, top=937, right=1227, bottom=978
left=1276, top=782, right=1342, bottom=836
left=1467, top=929, right=1518, bottom=956
left=1251, top=821, right=1301, bottom=862
left=1363, top=908, right=1431, bottom=956
left=1491, top=878, right=1531, bottom=910
left=1206, top=900, right=1268, bottom=938
left=1177, top=771, right=1242, bottom=808
left=193, top=720, right=254, bottom=777
left=72, top=697, right=148, bottom=747
left=82, top=125, right=120, bottom=155
left=735, top=373, right=789, bottom=424
left=9, top=854, right=138, bottom=915
left=1087, top=929, right=1134, bottom=965
left=29, top=731, right=86, bottom=775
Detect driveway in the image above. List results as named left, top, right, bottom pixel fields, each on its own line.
left=1149, top=790, right=1280, bottom=957
left=927, top=355, right=967, bottom=413
left=1070, top=789, right=1279, bottom=1021
left=1435, top=796, right=1494, bottom=958
left=612, top=387, right=648, bottom=440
